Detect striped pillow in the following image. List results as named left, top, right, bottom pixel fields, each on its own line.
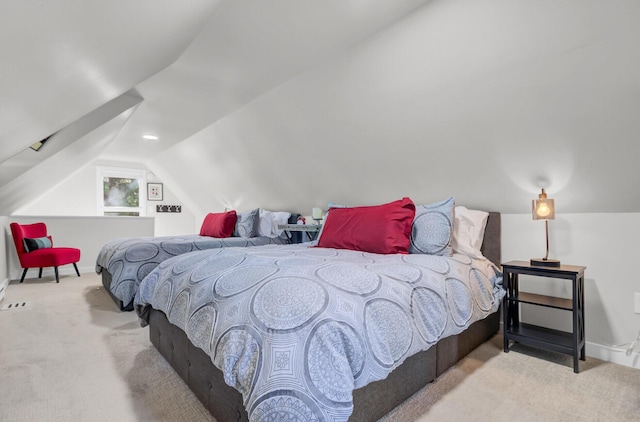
left=23, top=237, right=52, bottom=252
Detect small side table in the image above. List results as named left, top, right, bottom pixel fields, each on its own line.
left=277, top=224, right=322, bottom=241
left=502, top=260, right=586, bottom=373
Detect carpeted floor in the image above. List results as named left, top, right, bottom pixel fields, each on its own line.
left=1, top=272, right=638, bottom=422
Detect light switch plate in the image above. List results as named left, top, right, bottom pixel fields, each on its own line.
left=635, top=292, right=640, bottom=314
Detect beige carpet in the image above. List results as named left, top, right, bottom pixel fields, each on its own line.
left=1, top=272, right=638, bottom=422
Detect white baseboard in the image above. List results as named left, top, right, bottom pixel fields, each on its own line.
left=0, top=278, right=8, bottom=303
left=500, top=321, right=639, bottom=369
left=586, top=341, right=639, bottom=369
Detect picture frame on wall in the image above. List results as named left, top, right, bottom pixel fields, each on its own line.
left=147, top=183, right=163, bottom=201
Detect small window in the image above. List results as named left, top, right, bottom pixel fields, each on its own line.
left=97, top=167, right=146, bottom=216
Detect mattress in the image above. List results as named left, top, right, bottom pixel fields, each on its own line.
left=96, top=234, right=289, bottom=310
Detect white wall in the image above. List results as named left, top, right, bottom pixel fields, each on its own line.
left=0, top=216, right=8, bottom=302
left=503, top=212, right=640, bottom=368
left=15, top=161, right=197, bottom=237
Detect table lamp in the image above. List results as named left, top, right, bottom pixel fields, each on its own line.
left=531, top=188, right=560, bottom=267
left=312, top=207, right=323, bottom=224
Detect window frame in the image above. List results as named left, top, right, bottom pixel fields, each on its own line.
left=96, top=166, right=147, bottom=216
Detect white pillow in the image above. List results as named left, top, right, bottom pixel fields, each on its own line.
left=257, top=210, right=291, bottom=238
left=452, top=206, right=489, bottom=259
left=257, top=210, right=274, bottom=237
left=270, top=211, right=291, bottom=237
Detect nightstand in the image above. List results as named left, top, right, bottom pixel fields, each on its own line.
left=277, top=224, right=322, bottom=241
left=502, top=260, right=586, bottom=373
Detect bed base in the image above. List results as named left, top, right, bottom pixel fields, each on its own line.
left=149, top=309, right=499, bottom=422
left=100, top=270, right=133, bottom=311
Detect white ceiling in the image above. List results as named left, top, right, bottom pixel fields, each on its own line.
left=0, top=0, right=432, bottom=214
left=2, top=0, right=639, bottom=217
left=0, top=0, right=219, bottom=163
left=99, top=0, right=432, bottom=161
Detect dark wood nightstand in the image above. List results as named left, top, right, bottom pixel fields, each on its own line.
left=277, top=224, right=322, bottom=241
left=502, top=260, right=586, bottom=373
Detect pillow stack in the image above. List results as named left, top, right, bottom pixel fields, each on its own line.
left=199, top=208, right=292, bottom=239
left=317, top=197, right=415, bottom=254
left=316, top=196, right=489, bottom=258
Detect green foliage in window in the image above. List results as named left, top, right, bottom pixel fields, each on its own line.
left=103, top=177, right=139, bottom=207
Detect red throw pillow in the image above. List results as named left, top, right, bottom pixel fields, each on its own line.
left=317, top=197, right=416, bottom=254
left=200, top=211, right=237, bottom=238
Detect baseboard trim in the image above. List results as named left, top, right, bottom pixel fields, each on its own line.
left=0, top=278, right=9, bottom=303
left=586, top=341, right=639, bottom=369
left=500, top=321, right=639, bottom=369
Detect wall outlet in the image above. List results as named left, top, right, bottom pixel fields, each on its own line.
left=635, top=292, right=640, bottom=314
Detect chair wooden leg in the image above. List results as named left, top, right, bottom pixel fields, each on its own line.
left=39, top=268, right=43, bottom=278
left=20, top=268, right=28, bottom=283
left=54, top=267, right=59, bottom=283
left=73, top=263, right=80, bottom=277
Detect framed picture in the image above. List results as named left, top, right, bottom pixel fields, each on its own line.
left=147, top=183, right=163, bottom=201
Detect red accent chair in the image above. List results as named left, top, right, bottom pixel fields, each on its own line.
left=10, top=222, right=81, bottom=284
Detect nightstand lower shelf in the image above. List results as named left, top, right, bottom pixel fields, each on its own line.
left=505, top=323, right=580, bottom=356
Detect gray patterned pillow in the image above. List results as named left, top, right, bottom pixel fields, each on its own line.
left=409, top=197, right=454, bottom=255
left=234, top=208, right=259, bottom=238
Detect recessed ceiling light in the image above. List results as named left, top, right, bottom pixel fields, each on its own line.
left=143, top=134, right=159, bottom=140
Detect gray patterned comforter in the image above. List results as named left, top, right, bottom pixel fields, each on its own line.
left=96, top=235, right=289, bottom=308
left=135, top=244, right=504, bottom=422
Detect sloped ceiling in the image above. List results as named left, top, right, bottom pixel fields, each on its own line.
left=0, top=93, right=142, bottom=216
left=1, top=0, right=433, bottom=216
left=0, top=0, right=219, bottom=163
left=148, top=0, right=640, bottom=218
left=2, top=0, right=639, bottom=219
left=99, top=0, right=433, bottom=161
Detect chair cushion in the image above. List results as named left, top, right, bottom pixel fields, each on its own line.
left=21, top=247, right=81, bottom=268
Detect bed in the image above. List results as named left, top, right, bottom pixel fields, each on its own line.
left=96, top=210, right=299, bottom=311
left=134, top=199, right=503, bottom=422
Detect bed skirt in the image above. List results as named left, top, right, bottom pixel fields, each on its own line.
left=148, top=308, right=500, bottom=422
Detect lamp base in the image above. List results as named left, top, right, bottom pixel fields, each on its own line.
left=530, top=258, right=561, bottom=267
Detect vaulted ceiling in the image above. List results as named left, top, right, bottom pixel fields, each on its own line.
left=1, top=0, right=432, bottom=214
left=0, top=0, right=218, bottom=163
left=1, top=0, right=639, bottom=217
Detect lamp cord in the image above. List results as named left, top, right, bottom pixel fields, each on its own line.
left=612, top=328, right=640, bottom=357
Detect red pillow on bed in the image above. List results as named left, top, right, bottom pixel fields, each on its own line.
left=317, top=197, right=416, bottom=254
left=200, top=211, right=237, bottom=238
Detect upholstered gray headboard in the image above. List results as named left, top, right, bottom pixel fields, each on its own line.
left=480, top=212, right=501, bottom=266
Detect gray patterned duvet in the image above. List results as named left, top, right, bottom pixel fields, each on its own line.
left=96, top=235, right=289, bottom=309
left=135, top=244, right=504, bottom=422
